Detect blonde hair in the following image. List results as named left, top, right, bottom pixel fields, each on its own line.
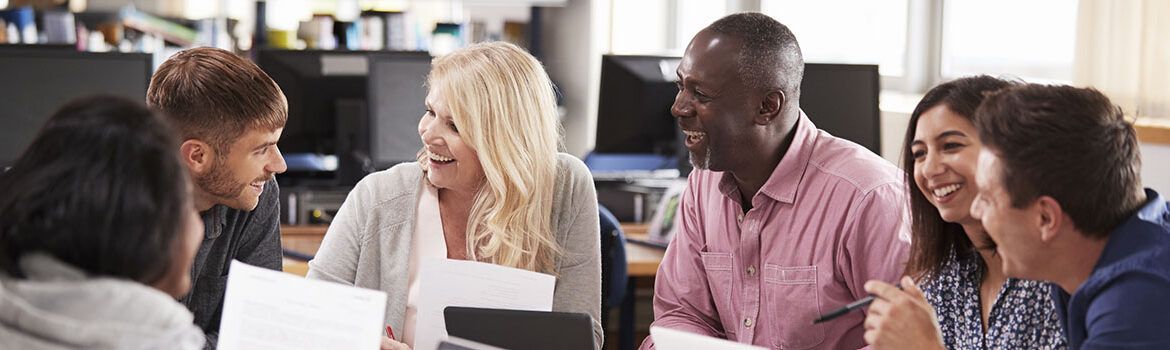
left=420, top=42, right=563, bottom=274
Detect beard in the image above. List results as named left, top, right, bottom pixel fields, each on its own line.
left=688, top=141, right=713, bottom=170
left=196, top=159, right=248, bottom=199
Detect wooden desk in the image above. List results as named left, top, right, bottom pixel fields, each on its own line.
left=620, top=224, right=665, bottom=278
left=280, top=224, right=665, bottom=277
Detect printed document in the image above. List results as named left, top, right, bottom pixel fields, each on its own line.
left=650, top=326, right=768, bottom=350
left=413, top=258, right=556, bottom=350
left=217, top=260, right=388, bottom=350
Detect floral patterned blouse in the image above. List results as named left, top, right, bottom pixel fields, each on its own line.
left=921, top=251, right=1067, bottom=349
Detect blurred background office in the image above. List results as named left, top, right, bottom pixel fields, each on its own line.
left=1, top=1, right=1169, bottom=349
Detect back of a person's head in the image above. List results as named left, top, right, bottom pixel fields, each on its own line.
left=706, top=12, right=804, bottom=98
left=424, top=41, right=562, bottom=274
left=146, top=47, right=287, bottom=152
left=975, top=84, right=1143, bottom=236
left=0, top=95, right=189, bottom=283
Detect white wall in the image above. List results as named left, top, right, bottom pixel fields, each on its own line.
left=880, top=110, right=910, bottom=165
left=1141, top=142, right=1170, bottom=195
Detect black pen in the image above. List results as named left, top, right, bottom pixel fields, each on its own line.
left=813, top=295, right=876, bottom=324
left=812, top=285, right=901, bottom=324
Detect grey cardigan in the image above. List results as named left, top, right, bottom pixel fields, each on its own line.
left=307, top=153, right=603, bottom=348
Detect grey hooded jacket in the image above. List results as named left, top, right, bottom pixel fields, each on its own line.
left=0, top=254, right=205, bottom=350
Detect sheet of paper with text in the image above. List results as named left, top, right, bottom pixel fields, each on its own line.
left=414, top=258, right=556, bottom=350
left=218, top=260, right=388, bottom=350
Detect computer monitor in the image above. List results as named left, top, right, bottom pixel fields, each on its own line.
left=594, top=59, right=881, bottom=156
left=800, top=63, right=881, bottom=154
left=367, top=51, right=432, bottom=170
left=594, top=55, right=682, bottom=156
left=0, top=50, right=151, bottom=167
left=256, top=49, right=371, bottom=166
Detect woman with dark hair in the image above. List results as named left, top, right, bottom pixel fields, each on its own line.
left=861, top=76, right=1065, bottom=349
left=0, top=96, right=205, bottom=349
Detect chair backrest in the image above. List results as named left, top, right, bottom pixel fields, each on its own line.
left=599, top=205, right=628, bottom=309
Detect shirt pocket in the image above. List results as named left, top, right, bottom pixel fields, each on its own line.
left=700, top=252, right=737, bottom=337
left=764, top=264, right=825, bottom=349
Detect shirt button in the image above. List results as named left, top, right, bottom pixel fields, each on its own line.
left=744, top=318, right=754, bottom=328
left=747, top=265, right=756, bottom=276
left=736, top=213, right=744, bottom=222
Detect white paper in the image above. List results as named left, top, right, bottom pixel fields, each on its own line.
left=414, top=258, right=556, bottom=350
left=650, top=326, right=768, bottom=350
left=217, top=260, right=388, bottom=350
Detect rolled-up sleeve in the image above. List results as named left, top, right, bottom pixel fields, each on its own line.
left=836, top=181, right=911, bottom=302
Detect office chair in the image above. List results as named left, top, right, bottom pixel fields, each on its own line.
left=599, top=205, right=629, bottom=348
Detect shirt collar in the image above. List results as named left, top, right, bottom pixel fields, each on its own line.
left=1095, top=188, right=1170, bottom=269
left=718, top=111, right=817, bottom=205
left=201, top=205, right=226, bottom=240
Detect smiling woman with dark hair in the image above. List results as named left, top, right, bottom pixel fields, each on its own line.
left=0, top=96, right=206, bottom=349
left=861, top=76, right=1065, bottom=350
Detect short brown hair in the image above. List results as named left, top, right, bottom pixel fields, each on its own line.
left=975, top=84, right=1143, bottom=237
left=147, top=47, right=287, bottom=152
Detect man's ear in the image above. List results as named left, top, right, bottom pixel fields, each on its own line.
left=1036, top=196, right=1065, bottom=243
left=754, top=90, right=785, bottom=125
left=180, top=139, right=214, bottom=174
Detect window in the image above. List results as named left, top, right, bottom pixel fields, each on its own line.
left=940, top=0, right=1078, bottom=83
left=609, top=0, right=669, bottom=54
left=609, top=0, right=729, bottom=55
left=674, top=0, right=728, bottom=50
left=762, top=0, right=910, bottom=77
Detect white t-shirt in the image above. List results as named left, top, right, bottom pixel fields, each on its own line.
left=402, top=182, right=448, bottom=347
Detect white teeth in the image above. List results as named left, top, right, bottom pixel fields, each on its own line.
left=933, top=184, right=962, bottom=198
left=683, top=130, right=706, bottom=144
left=429, top=153, right=454, bottom=162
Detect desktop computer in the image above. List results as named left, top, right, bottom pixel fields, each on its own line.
left=257, top=49, right=431, bottom=224
left=367, top=51, right=433, bottom=170
left=0, top=49, right=151, bottom=168
left=800, top=63, right=882, bottom=154
left=258, top=49, right=431, bottom=187
left=256, top=49, right=370, bottom=186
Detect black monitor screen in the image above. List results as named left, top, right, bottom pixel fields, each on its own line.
left=0, top=50, right=151, bottom=167
left=367, top=52, right=432, bottom=169
left=593, top=59, right=881, bottom=157
left=256, top=50, right=370, bottom=159
left=594, top=55, right=681, bottom=155
left=800, top=63, right=881, bottom=154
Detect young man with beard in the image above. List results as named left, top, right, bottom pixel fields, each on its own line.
left=965, top=84, right=1170, bottom=348
left=147, top=47, right=288, bottom=349
left=641, top=13, right=910, bottom=349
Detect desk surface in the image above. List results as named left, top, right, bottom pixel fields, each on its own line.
left=281, top=224, right=664, bottom=278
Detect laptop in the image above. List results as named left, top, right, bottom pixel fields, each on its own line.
left=437, top=336, right=507, bottom=350
left=626, top=180, right=687, bottom=249
left=444, top=307, right=594, bottom=350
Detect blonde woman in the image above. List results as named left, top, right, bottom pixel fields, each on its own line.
left=307, top=41, right=602, bottom=350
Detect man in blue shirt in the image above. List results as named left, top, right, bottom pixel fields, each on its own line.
left=970, top=84, right=1170, bottom=349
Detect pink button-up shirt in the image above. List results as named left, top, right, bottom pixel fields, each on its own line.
left=643, top=114, right=910, bottom=350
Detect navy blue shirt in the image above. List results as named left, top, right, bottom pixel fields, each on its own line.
left=1052, top=189, right=1170, bottom=349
